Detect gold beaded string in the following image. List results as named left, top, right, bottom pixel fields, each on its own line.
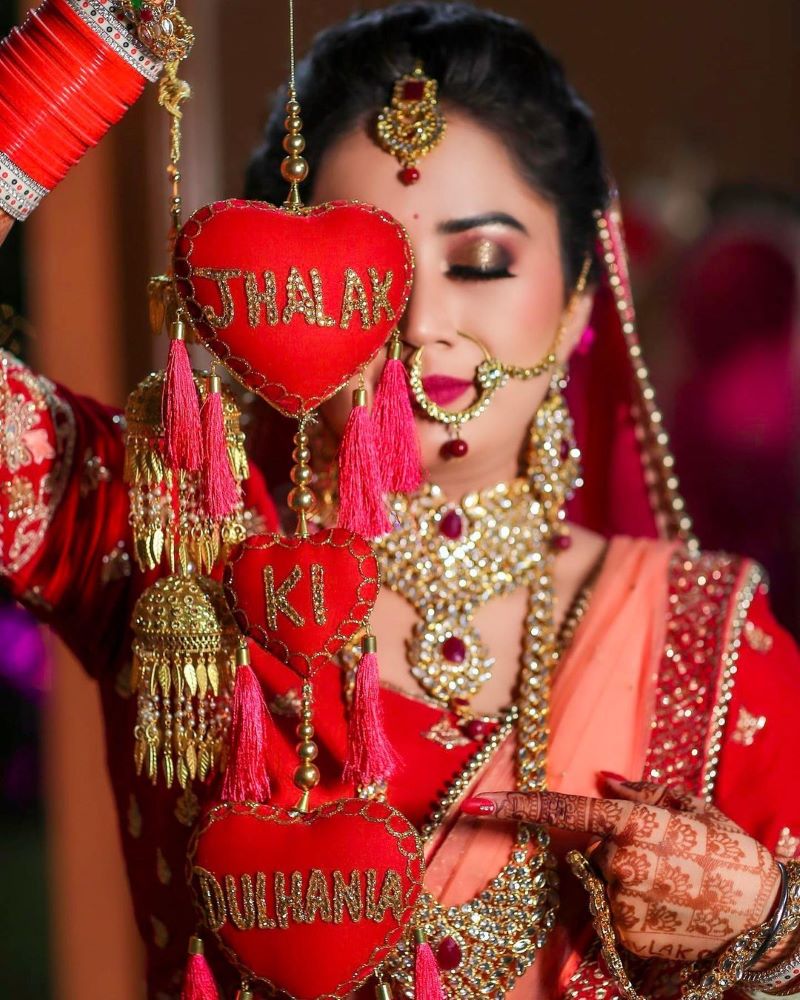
left=282, top=0, right=309, bottom=210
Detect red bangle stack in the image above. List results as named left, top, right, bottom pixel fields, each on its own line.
left=0, top=0, right=161, bottom=221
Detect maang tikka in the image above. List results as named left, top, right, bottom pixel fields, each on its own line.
left=375, top=61, right=446, bottom=185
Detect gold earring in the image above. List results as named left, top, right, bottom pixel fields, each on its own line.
left=524, top=367, right=582, bottom=549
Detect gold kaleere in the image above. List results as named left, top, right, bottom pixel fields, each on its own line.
left=124, top=369, right=248, bottom=574
left=131, top=574, right=239, bottom=788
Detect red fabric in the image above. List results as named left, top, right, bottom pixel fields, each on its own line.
left=173, top=200, right=414, bottom=416
left=715, top=585, right=800, bottom=853
left=192, top=799, right=423, bottom=998
left=566, top=283, right=658, bottom=539
left=224, top=530, right=379, bottom=678
left=0, top=0, right=149, bottom=190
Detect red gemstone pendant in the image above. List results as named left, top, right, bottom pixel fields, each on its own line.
left=439, top=509, right=463, bottom=539
left=437, top=935, right=462, bottom=970
left=399, top=166, right=420, bottom=185
left=441, top=437, right=468, bottom=459
left=442, top=635, right=466, bottom=663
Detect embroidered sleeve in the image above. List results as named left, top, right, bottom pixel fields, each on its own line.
left=0, top=349, right=75, bottom=575
left=0, top=348, right=135, bottom=676
left=713, top=578, right=800, bottom=860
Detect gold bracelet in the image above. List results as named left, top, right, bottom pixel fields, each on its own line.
left=567, top=850, right=783, bottom=1000
left=741, top=862, right=800, bottom=995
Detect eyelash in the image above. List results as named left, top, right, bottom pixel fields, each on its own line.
left=446, top=264, right=515, bottom=281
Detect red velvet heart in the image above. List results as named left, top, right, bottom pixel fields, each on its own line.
left=173, top=199, right=413, bottom=416
left=224, top=529, right=379, bottom=678
left=190, top=799, right=423, bottom=999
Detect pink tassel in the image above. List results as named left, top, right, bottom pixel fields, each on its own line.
left=201, top=374, right=240, bottom=520
left=337, top=387, right=392, bottom=538
left=372, top=342, right=423, bottom=493
left=414, top=931, right=446, bottom=1000
left=163, top=320, right=202, bottom=472
left=221, top=644, right=272, bottom=802
left=344, top=636, right=398, bottom=788
left=181, top=936, right=219, bottom=1000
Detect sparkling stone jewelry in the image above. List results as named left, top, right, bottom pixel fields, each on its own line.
left=375, top=62, right=446, bottom=185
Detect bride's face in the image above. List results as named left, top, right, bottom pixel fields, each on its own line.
left=312, top=111, right=593, bottom=487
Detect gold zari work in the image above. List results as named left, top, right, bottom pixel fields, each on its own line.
left=124, top=370, right=248, bottom=574
left=131, top=574, right=239, bottom=787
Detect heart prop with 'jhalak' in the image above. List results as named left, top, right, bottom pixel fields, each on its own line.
left=173, top=198, right=413, bottom=417
left=223, top=529, right=379, bottom=678
left=189, top=798, right=424, bottom=999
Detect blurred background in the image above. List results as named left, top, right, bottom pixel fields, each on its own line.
left=0, top=0, right=797, bottom=996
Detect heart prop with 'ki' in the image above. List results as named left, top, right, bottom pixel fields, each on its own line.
left=223, top=529, right=380, bottom=678
left=189, top=798, right=424, bottom=999
left=173, top=198, right=414, bottom=416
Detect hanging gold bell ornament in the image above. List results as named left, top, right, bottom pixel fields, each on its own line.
left=124, top=363, right=248, bottom=574
left=131, top=573, right=240, bottom=787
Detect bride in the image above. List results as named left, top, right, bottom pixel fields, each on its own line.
left=0, top=2, right=797, bottom=997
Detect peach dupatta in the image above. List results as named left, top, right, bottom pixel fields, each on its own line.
left=423, top=535, right=678, bottom=994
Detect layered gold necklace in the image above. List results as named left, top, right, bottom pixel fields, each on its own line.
left=363, top=479, right=561, bottom=996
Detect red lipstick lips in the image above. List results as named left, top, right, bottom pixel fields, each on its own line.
left=422, top=374, right=474, bottom=405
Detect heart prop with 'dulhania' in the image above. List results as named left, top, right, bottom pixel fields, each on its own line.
left=190, top=798, right=423, bottom=999
left=223, top=529, right=380, bottom=678
left=173, top=199, right=414, bottom=416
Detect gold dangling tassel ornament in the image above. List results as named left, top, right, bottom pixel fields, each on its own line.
left=124, top=368, right=248, bottom=574
left=131, top=574, right=239, bottom=788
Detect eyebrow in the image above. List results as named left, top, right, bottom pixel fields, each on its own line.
left=436, top=212, right=529, bottom=236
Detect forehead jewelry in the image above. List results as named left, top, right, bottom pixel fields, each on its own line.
left=408, top=256, right=591, bottom=459
left=375, top=61, right=446, bottom=186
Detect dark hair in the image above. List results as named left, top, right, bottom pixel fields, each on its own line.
left=244, top=2, right=608, bottom=288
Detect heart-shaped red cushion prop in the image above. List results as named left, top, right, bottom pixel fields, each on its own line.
left=189, top=799, right=423, bottom=999
left=224, top=529, right=379, bottom=678
left=173, top=199, right=414, bottom=416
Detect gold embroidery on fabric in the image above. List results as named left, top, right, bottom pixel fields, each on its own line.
left=282, top=266, right=317, bottom=325
left=776, top=828, right=800, bottom=862
left=310, top=562, right=326, bottom=626
left=224, top=873, right=257, bottom=930
left=731, top=706, right=767, bottom=747
left=115, top=661, right=133, bottom=699
left=268, top=687, right=302, bottom=717
left=156, top=848, right=172, bottom=886
left=340, top=268, right=371, bottom=329
left=311, top=268, right=336, bottom=327
left=263, top=564, right=304, bottom=630
left=244, top=270, right=278, bottom=327
left=150, top=915, right=169, bottom=949
left=174, top=787, right=200, bottom=827
left=79, top=448, right=110, bottom=496
left=195, top=867, right=402, bottom=929
left=193, top=267, right=239, bottom=328
left=332, top=870, right=363, bottom=923
left=422, top=715, right=471, bottom=750
left=0, top=350, right=76, bottom=576
left=127, top=794, right=142, bottom=838
left=101, top=541, right=132, bottom=584
left=744, top=619, right=774, bottom=653
left=367, top=267, right=395, bottom=324
left=2, top=477, right=34, bottom=519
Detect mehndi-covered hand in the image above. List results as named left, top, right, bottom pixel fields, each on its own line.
left=461, top=775, right=781, bottom=962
